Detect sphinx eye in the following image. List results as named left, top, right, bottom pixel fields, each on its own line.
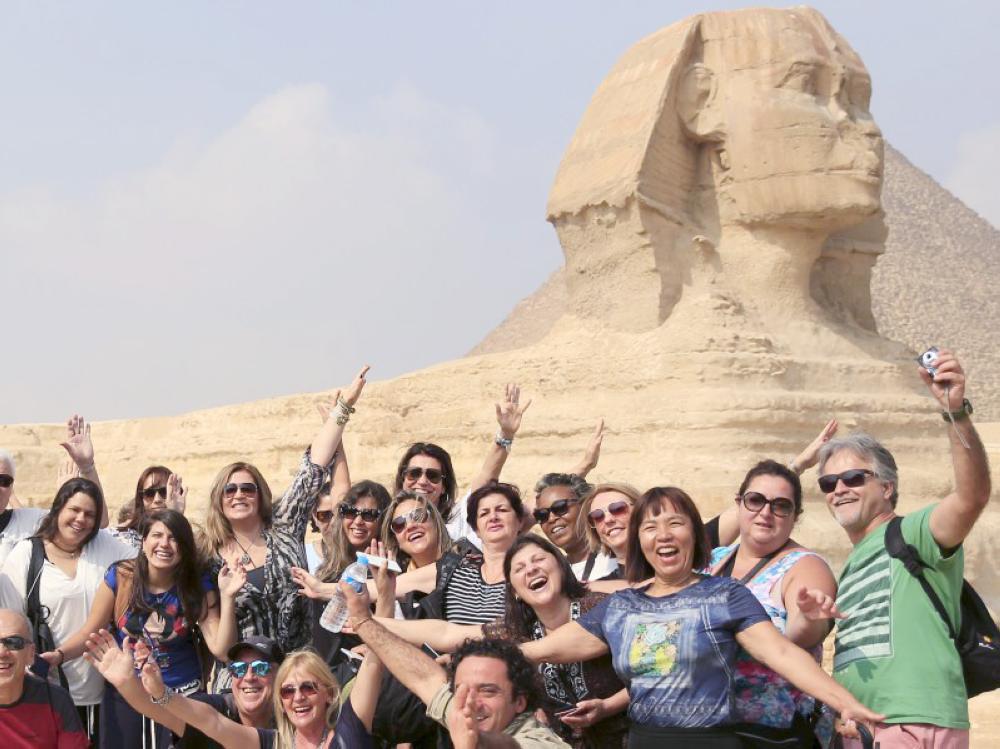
left=778, top=62, right=818, bottom=95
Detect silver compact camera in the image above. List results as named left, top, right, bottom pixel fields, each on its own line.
left=917, top=346, right=940, bottom=378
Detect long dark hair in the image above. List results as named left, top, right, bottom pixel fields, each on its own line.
left=502, top=535, right=587, bottom=642
left=316, top=480, right=392, bottom=583
left=124, top=465, right=172, bottom=531
left=393, top=443, right=458, bottom=524
left=35, top=477, right=105, bottom=547
left=124, top=510, right=204, bottom=625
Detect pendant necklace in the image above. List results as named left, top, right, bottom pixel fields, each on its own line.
left=232, top=531, right=260, bottom=568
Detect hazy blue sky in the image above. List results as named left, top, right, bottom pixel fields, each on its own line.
left=3, top=1, right=998, bottom=423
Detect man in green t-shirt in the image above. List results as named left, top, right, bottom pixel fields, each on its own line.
left=817, top=348, right=990, bottom=749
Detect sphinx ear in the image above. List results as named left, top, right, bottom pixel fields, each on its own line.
left=677, top=63, right=724, bottom=142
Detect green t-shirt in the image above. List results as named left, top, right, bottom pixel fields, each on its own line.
left=833, top=504, right=967, bottom=728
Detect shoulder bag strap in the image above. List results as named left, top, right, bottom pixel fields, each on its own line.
left=25, top=537, right=47, bottom=630
left=581, top=552, right=598, bottom=582
left=714, top=543, right=785, bottom=584
left=884, top=517, right=957, bottom=640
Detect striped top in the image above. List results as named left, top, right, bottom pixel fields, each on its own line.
left=443, top=559, right=506, bottom=625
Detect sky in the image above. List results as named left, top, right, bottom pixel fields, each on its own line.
left=3, top=1, right=998, bottom=424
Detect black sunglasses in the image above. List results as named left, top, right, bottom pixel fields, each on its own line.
left=313, top=509, right=334, bottom=523
left=141, top=485, right=168, bottom=500
left=0, top=635, right=27, bottom=651
left=0, top=474, right=13, bottom=488
left=587, top=500, right=631, bottom=526
left=228, top=659, right=272, bottom=679
left=223, top=482, right=259, bottom=498
left=339, top=504, right=381, bottom=522
left=533, top=498, right=580, bottom=524
left=390, top=506, right=430, bottom=534
left=403, top=467, right=444, bottom=485
left=817, top=468, right=875, bottom=494
left=740, top=492, right=796, bottom=518
left=280, top=681, right=320, bottom=700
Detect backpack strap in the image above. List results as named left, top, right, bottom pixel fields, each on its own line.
left=884, top=516, right=958, bottom=640
left=112, top=561, right=136, bottom=627
left=25, top=537, right=47, bottom=637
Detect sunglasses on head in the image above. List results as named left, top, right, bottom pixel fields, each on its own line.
left=403, top=467, right=444, bottom=485
left=339, top=504, right=381, bottom=522
left=0, top=635, right=27, bottom=651
left=740, top=492, right=796, bottom=518
left=228, top=659, right=272, bottom=679
left=279, top=681, right=321, bottom=700
left=313, top=509, right=334, bottom=524
left=390, top=506, right=430, bottom=534
left=142, top=485, right=168, bottom=500
left=587, top=500, right=630, bottom=526
left=0, top=474, right=13, bottom=488
left=533, top=498, right=580, bottom=524
left=817, top=468, right=875, bottom=494
left=223, top=482, right=259, bottom=498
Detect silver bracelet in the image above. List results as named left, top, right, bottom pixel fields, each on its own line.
left=495, top=432, right=514, bottom=452
left=150, top=688, right=173, bottom=706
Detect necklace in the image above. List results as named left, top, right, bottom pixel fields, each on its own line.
left=47, top=539, right=81, bottom=558
left=232, top=531, right=261, bottom=567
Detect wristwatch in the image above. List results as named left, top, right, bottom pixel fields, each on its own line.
left=941, top=398, right=973, bottom=422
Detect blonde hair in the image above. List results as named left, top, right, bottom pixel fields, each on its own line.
left=380, top=492, right=452, bottom=569
left=576, top=482, right=641, bottom=556
left=273, top=650, right=340, bottom=749
left=204, top=462, right=274, bottom=553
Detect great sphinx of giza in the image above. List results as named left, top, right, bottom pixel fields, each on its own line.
left=2, top=7, right=998, bottom=603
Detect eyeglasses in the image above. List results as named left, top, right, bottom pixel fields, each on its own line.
left=817, top=469, right=875, bottom=494
left=403, top=467, right=444, bottom=485
left=740, top=492, right=796, bottom=519
left=313, top=510, right=334, bottom=524
left=228, top=659, right=273, bottom=679
left=587, top=500, right=631, bottom=526
left=142, top=485, right=168, bottom=500
left=0, top=635, right=27, bottom=651
left=390, top=506, right=430, bottom=534
left=533, top=498, right=580, bottom=524
left=223, top=482, right=259, bottom=498
left=279, top=681, right=321, bottom=700
left=0, top=474, right=13, bottom=488
left=339, top=504, right=381, bottom=522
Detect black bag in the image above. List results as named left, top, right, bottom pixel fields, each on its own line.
left=884, top=516, right=1000, bottom=698
left=25, top=537, right=70, bottom=690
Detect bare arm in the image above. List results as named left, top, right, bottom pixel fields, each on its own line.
left=736, top=621, right=883, bottom=724
left=373, top=616, right=483, bottom=652
left=330, top=443, right=351, bottom=503
left=467, top=384, right=531, bottom=493
left=60, top=414, right=109, bottom=528
left=569, top=419, right=604, bottom=479
left=310, top=365, right=369, bottom=468
left=790, top=418, right=839, bottom=475
left=780, top=554, right=840, bottom=649
left=713, top=504, right=740, bottom=548
left=921, top=352, right=991, bottom=549
left=49, top=581, right=115, bottom=662
left=348, top=555, right=394, bottom=733
left=198, top=562, right=244, bottom=660
left=520, top=621, right=608, bottom=665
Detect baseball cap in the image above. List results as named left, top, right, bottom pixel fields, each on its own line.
left=227, top=636, right=285, bottom=664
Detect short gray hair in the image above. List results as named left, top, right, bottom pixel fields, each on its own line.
left=0, top=449, right=14, bottom=477
left=818, top=432, right=899, bottom=507
left=534, top=473, right=592, bottom=500
left=0, top=608, right=33, bottom=642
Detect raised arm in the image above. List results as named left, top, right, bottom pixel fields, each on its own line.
left=736, top=620, right=883, bottom=727
left=348, top=545, right=392, bottom=733
left=519, top=621, right=608, bottom=665
left=329, top=443, right=351, bottom=503
left=467, top=383, right=532, bottom=494
left=197, top=562, right=246, bottom=660
left=60, top=414, right=109, bottom=528
left=789, top=418, right=839, bottom=476
left=924, top=350, right=992, bottom=549
left=84, top=630, right=187, bottom=736
left=569, top=419, right=605, bottom=479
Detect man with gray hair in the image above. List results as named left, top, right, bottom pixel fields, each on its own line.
left=0, top=450, right=47, bottom=568
left=818, top=348, right=990, bottom=749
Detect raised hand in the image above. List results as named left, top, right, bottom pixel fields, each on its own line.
left=576, top=418, right=605, bottom=476
left=83, top=629, right=135, bottom=688
left=60, top=414, right=95, bottom=470
left=791, top=418, right=839, bottom=474
left=340, top=365, right=371, bottom=408
left=796, top=588, right=846, bottom=621
left=341, top=578, right=373, bottom=626
left=133, top=640, right=167, bottom=698
left=367, top=540, right=397, bottom=607
left=166, top=473, right=187, bottom=513
left=290, top=566, right=334, bottom=600
left=218, top=560, right=248, bottom=599
left=445, top=683, right=479, bottom=749
left=917, top=348, right=966, bottom=411
left=495, top=383, right=532, bottom=439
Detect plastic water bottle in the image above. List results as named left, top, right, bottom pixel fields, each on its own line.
left=319, top=559, right=369, bottom=633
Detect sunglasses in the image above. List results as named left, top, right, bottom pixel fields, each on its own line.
left=0, top=635, right=27, bottom=651
left=817, top=468, right=875, bottom=494
left=740, top=492, right=796, bottom=519
left=223, top=482, right=259, bottom=498
left=403, top=467, right=444, bottom=485
left=0, top=474, right=13, bottom=488
left=339, top=504, right=381, bottom=523
left=141, top=485, right=168, bottom=500
left=313, top=510, right=334, bottom=524
left=533, top=498, right=580, bottom=524
left=390, top=506, right=429, bottom=534
left=587, top=500, right=631, bottom=527
left=279, top=681, right=321, bottom=700
left=227, top=659, right=273, bottom=679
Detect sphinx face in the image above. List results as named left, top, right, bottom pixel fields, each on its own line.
left=703, top=10, right=884, bottom=230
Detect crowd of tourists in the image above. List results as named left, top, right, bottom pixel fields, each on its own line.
left=0, top=349, right=990, bottom=748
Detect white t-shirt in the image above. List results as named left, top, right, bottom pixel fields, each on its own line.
left=0, top=529, right=137, bottom=705
left=0, top=507, right=46, bottom=568
left=445, top=492, right=482, bottom=550
left=570, top=552, right=618, bottom=583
